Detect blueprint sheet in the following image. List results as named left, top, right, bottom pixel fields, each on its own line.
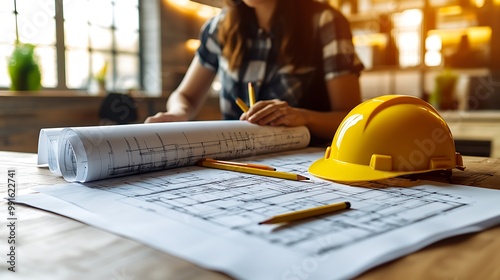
left=16, top=148, right=500, bottom=280
left=36, top=121, right=310, bottom=182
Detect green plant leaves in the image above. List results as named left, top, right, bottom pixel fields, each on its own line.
left=7, top=43, right=42, bottom=91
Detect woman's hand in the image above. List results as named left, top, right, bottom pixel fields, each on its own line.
left=240, top=99, right=307, bottom=127
left=145, top=112, right=188, bottom=123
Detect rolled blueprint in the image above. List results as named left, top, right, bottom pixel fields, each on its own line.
left=38, top=120, right=310, bottom=182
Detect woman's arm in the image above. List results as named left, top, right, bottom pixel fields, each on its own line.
left=240, top=73, right=361, bottom=141
left=308, top=73, right=362, bottom=139
left=145, top=56, right=217, bottom=123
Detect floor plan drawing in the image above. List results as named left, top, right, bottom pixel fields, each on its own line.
left=89, top=150, right=470, bottom=256
left=18, top=148, right=500, bottom=280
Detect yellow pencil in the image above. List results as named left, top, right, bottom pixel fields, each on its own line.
left=248, top=82, right=256, bottom=107
left=258, top=201, right=351, bottom=225
left=197, top=160, right=308, bottom=181
left=202, top=158, right=276, bottom=171
left=235, top=97, right=249, bottom=113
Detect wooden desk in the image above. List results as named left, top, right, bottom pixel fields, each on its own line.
left=440, top=110, right=500, bottom=158
left=1, top=151, right=500, bottom=279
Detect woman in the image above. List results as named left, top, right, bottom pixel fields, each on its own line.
left=145, top=0, right=363, bottom=144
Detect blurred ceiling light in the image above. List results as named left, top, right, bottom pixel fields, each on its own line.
left=166, top=0, right=220, bottom=18
left=472, top=0, right=485, bottom=7
left=438, top=6, right=463, bottom=16
left=185, top=39, right=200, bottom=51
left=394, top=9, right=422, bottom=27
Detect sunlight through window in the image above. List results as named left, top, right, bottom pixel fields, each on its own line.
left=0, top=0, right=140, bottom=91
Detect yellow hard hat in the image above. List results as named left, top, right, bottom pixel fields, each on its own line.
left=309, top=95, right=464, bottom=182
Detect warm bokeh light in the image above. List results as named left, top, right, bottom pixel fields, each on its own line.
left=185, top=39, right=200, bottom=51
left=211, top=80, right=222, bottom=91
left=353, top=33, right=387, bottom=47
left=438, top=6, right=462, bottom=16
left=425, top=50, right=442, bottom=67
left=428, top=26, right=492, bottom=46
left=472, top=0, right=485, bottom=8
left=425, top=33, right=442, bottom=66
left=398, top=32, right=420, bottom=66
left=197, top=5, right=216, bottom=18
left=166, top=0, right=220, bottom=19
left=396, top=9, right=422, bottom=27
left=392, top=9, right=422, bottom=67
left=426, top=35, right=442, bottom=51
left=168, top=0, right=190, bottom=6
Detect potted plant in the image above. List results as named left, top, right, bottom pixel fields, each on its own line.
left=7, top=43, right=42, bottom=91
left=94, top=61, right=109, bottom=95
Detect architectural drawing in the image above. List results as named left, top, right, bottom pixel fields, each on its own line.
left=90, top=151, right=468, bottom=255
left=19, top=147, right=500, bottom=280
left=38, top=121, right=310, bottom=182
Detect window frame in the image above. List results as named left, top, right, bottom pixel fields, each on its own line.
left=0, top=0, right=142, bottom=92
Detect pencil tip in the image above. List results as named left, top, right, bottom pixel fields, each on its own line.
left=258, top=219, right=272, bottom=225
left=297, top=175, right=309, bottom=181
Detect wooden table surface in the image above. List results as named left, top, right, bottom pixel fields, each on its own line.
left=1, top=151, right=500, bottom=280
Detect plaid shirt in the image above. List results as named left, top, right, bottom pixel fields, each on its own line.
left=197, top=2, right=364, bottom=120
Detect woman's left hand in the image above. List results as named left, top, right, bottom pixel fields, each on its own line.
left=240, top=99, right=307, bottom=127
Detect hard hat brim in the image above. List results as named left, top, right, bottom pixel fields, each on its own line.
left=308, top=158, right=433, bottom=182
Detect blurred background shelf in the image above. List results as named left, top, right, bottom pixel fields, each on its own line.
left=329, top=0, right=500, bottom=106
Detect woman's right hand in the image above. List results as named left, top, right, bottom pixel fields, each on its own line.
left=144, top=112, right=189, bottom=123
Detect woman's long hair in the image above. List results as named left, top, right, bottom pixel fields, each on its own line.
left=218, top=0, right=315, bottom=71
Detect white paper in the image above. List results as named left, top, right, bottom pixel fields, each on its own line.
left=17, top=148, right=500, bottom=280
left=37, top=121, right=310, bottom=182
left=37, top=127, right=64, bottom=174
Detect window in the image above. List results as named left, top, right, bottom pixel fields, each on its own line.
left=0, top=0, right=140, bottom=92
left=392, top=9, right=422, bottom=68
